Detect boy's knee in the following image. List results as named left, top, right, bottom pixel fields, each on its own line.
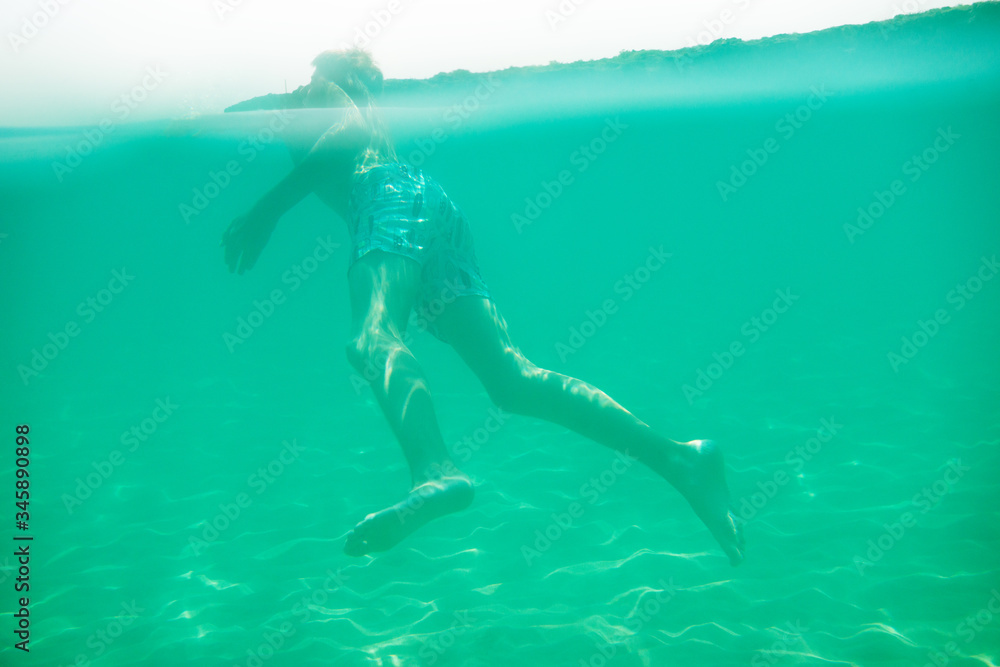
left=344, top=331, right=402, bottom=378
left=345, top=335, right=380, bottom=378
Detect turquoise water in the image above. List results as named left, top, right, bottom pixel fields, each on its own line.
left=3, top=5, right=1000, bottom=666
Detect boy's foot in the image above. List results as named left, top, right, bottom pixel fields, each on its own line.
left=344, top=476, right=474, bottom=556
left=669, top=439, right=745, bottom=566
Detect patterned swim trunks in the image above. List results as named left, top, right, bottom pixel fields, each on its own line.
left=347, top=161, right=492, bottom=343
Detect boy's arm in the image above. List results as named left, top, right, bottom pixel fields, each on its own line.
left=249, top=112, right=367, bottom=222
left=222, top=110, right=367, bottom=274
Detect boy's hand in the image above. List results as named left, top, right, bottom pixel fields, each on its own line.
left=221, top=210, right=278, bottom=274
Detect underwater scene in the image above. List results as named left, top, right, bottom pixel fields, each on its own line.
left=1, top=3, right=999, bottom=666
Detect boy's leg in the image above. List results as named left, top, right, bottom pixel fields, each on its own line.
left=434, top=295, right=745, bottom=565
left=342, top=250, right=474, bottom=556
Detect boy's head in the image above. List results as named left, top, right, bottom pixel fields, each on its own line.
left=309, top=48, right=384, bottom=105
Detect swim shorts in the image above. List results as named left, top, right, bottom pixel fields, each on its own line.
left=346, top=161, right=493, bottom=343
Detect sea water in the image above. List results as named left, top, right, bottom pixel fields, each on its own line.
left=1, top=5, right=999, bottom=667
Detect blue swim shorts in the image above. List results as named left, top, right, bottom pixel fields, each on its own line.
left=347, top=161, right=492, bottom=343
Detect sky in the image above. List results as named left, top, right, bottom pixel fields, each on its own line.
left=0, top=0, right=972, bottom=125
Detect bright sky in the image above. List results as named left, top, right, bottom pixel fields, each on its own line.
left=0, top=0, right=968, bottom=125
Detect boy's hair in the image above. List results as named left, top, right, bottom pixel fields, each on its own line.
left=311, top=48, right=397, bottom=168
left=311, top=48, right=384, bottom=102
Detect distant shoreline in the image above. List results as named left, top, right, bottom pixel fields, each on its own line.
left=225, top=3, right=993, bottom=112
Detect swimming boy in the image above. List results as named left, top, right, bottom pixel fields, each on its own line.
left=221, top=48, right=745, bottom=565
